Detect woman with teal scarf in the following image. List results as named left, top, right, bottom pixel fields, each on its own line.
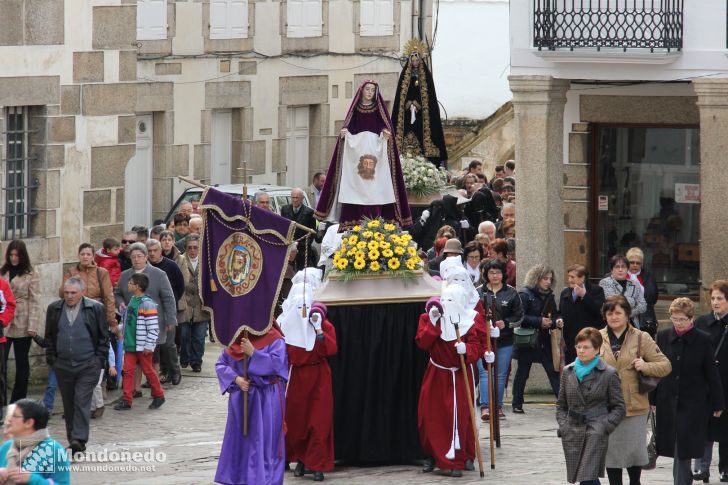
left=556, top=327, right=626, bottom=485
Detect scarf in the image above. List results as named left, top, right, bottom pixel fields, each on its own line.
left=675, top=323, right=694, bottom=337
left=465, top=264, right=480, bottom=283
left=6, top=428, right=49, bottom=471
left=628, top=270, right=644, bottom=291
left=575, top=356, right=600, bottom=382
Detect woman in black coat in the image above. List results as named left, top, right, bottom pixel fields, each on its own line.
left=559, top=264, right=606, bottom=366
left=693, top=279, right=728, bottom=482
left=654, top=297, right=724, bottom=485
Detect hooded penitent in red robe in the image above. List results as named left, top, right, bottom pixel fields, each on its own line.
left=284, top=304, right=337, bottom=472
left=416, top=307, right=486, bottom=471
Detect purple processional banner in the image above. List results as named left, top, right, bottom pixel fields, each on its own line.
left=199, top=187, right=296, bottom=346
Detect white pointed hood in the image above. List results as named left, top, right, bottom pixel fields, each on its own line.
left=439, top=285, right=477, bottom=342
left=443, top=265, right=479, bottom=310
left=279, top=283, right=317, bottom=351
left=291, top=268, right=324, bottom=291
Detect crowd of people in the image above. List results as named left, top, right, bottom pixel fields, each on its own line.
left=0, top=157, right=722, bottom=485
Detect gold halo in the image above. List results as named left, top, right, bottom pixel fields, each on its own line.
left=403, top=38, right=429, bottom=58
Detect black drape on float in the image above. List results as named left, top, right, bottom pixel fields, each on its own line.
left=327, top=303, right=429, bottom=464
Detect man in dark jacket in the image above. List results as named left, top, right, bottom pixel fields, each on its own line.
left=280, top=188, right=317, bottom=270
left=693, top=279, right=728, bottom=482
left=559, top=264, right=606, bottom=365
left=45, top=276, right=109, bottom=454
left=146, top=239, right=183, bottom=385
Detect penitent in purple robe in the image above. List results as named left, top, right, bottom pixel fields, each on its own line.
left=215, top=338, right=288, bottom=485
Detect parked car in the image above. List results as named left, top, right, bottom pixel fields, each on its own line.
left=164, top=184, right=312, bottom=223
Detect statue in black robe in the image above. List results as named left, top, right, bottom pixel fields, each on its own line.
left=391, top=39, right=448, bottom=169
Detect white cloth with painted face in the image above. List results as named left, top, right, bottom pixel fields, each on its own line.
left=279, top=283, right=317, bottom=351
left=442, top=264, right=479, bottom=311
left=291, top=268, right=324, bottom=292
left=438, top=285, right=477, bottom=342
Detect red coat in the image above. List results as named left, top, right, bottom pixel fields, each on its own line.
left=416, top=313, right=485, bottom=470
left=0, top=278, right=16, bottom=344
left=94, top=249, right=121, bottom=287
left=285, top=319, right=337, bottom=472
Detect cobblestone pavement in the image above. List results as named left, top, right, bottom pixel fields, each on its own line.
left=29, top=342, right=678, bottom=484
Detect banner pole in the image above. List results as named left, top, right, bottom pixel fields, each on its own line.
left=177, top=175, right=317, bottom=235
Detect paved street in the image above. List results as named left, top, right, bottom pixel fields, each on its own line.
left=29, top=341, right=678, bottom=484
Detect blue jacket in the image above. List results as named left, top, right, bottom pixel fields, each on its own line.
left=0, top=436, right=70, bottom=485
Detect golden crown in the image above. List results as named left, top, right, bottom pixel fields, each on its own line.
left=403, top=38, right=429, bottom=58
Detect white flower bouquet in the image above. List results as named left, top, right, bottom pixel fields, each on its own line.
left=400, top=155, right=449, bottom=197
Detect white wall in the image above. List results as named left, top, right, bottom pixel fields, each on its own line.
left=510, top=0, right=728, bottom=80
left=432, top=0, right=511, bottom=119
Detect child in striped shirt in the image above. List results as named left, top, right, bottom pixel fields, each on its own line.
left=114, top=273, right=165, bottom=411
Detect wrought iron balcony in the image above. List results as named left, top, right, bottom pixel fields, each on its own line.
left=533, top=0, right=684, bottom=52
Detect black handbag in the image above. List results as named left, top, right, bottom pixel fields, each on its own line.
left=636, top=332, right=661, bottom=394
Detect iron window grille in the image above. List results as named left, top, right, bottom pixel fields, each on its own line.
left=3, top=107, right=36, bottom=240
left=534, top=0, right=684, bottom=52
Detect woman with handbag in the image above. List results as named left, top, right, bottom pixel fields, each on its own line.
left=512, top=264, right=562, bottom=414
left=692, top=279, right=728, bottom=483
left=598, top=295, right=671, bottom=485
left=625, top=248, right=659, bottom=338
left=556, top=327, right=626, bottom=485
left=654, top=298, right=725, bottom=485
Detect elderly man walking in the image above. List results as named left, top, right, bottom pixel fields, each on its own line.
left=45, top=276, right=109, bottom=455
left=280, top=188, right=317, bottom=270
left=115, top=243, right=178, bottom=393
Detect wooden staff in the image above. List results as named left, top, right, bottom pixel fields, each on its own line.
left=488, top=296, right=501, bottom=448
left=483, top=314, right=497, bottom=468
left=453, top=323, right=485, bottom=478
left=243, top=329, right=249, bottom=436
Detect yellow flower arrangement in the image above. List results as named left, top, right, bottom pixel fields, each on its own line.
left=329, top=217, right=423, bottom=279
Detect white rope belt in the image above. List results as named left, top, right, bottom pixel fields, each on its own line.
left=429, top=358, right=461, bottom=459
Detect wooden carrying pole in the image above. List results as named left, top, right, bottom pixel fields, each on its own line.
left=243, top=330, right=249, bottom=436
left=176, top=175, right=316, bottom=235
left=453, top=324, right=485, bottom=478
left=483, top=321, right=496, bottom=468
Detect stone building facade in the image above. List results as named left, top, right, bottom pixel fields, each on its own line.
left=509, top=0, right=727, bottom=310
left=0, top=0, right=432, bottom=315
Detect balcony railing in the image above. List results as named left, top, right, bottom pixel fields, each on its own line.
left=534, top=0, right=684, bottom=52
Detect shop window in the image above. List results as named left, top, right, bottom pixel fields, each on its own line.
left=593, top=125, right=700, bottom=296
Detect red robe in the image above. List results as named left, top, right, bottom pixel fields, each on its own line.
left=416, top=313, right=486, bottom=470
left=285, top=319, right=338, bottom=472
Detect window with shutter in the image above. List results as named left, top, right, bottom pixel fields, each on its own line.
left=211, top=0, right=249, bottom=40
left=287, top=0, right=322, bottom=38
left=137, top=0, right=167, bottom=41
left=360, top=0, right=393, bottom=37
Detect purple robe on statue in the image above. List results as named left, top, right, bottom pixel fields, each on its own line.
left=315, top=80, right=412, bottom=230
left=215, top=338, right=288, bottom=485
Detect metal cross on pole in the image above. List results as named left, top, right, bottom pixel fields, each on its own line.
left=236, top=161, right=254, bottom=200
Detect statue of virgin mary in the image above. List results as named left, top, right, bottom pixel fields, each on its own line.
left=314, top=80, right=412, bottom=230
